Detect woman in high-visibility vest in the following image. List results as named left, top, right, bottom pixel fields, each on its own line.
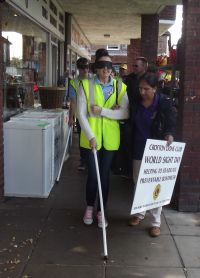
left=77, top=49, right=129, bottom=228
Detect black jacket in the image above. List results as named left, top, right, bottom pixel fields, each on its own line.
left=125, top=73, right=141, bottom=108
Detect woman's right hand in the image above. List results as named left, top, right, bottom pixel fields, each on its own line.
left=89, top=137, right=97, bottom=150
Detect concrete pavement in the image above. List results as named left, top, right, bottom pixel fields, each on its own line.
left=0, top=134, right=200, bottom=278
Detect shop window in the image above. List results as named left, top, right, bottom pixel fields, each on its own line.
left=59, top=12, right=64, bottom=23
left=42, top=6, right=48, bottom=19
left=59, top=24, right=64, bottom=34
left=2, top=2, right=48, bottom=121
left=50, top=15, right=57, bottom=28
left=50, top=1, right=57, bottom=16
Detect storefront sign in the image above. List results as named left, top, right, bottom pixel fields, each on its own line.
left=131, top=139, right=185, bottom=215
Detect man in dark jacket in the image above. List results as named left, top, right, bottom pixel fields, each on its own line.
left=126, top=57, right=148, bottom=111
left=114, top=57, right=148, bottom=177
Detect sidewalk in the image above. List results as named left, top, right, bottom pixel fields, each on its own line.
left=0, top=134, right=200, bottom=278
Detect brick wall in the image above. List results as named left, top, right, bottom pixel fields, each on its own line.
left=141, top=14, right=159, bottom=63
left=159, top=5, right=176, bottom=21
left=127, top=39, right=141, bottom=73
left=0, top=7, right=4, bottom=200
left=174, top=0, right=200, bottom=211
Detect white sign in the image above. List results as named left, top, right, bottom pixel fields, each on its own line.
left=131, top=139, right=185, bottom=215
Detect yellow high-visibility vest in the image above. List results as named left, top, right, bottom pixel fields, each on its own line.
left=80, top=78, right=127, bottom=150
left=70, top=78, right=80, bottom=94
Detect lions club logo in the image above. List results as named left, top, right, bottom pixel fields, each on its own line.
left=153, top=184, right=161, bottom=200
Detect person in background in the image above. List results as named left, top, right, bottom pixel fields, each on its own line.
left=68, top=57, right=89, bottom=171
left=118, top=57, right=148, bottom=178
left=126, top=57, right=148, bottom=109
left=77, top=48, right=129, bottom=228
left=111, top=67, right=117, bottom=78
left=118, top=63, right=128, bottom=83
left=128, top=72, right=176, bottom=237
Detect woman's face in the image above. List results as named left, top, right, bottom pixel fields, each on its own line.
left=139, top=79, right=156, bottom=101
left=96, top=56, right=112, bottom=80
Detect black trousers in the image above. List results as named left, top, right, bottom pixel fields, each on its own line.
left=85, top=148, right=115, bottom=212
left=76, top=119, right=87, bottom=164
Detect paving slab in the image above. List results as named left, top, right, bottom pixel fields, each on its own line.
left=0, top=229, right=37, bottom=278
left=0, top=208, right=50, bottom=232
left=106, top=234, right=182, bottom=267
left=106, top=266, right=186, bottom=278
left=29, top=228, right=106, bottom=265
left=169, top=225, right=200, bottom=236
left=0, top=196, right=54, bottom=209
left=107, top=210, right=170, bottom=235
left=187, top=269, right=200, bottom=278
left=1, top=134, right=199, bottom=278
left=45, top=208, right=85, bottom=232
left=174, top=236, right=200, bottom=267
left=163, top=208, right=200, bottom=236
left=22, top=264, right=104, bottom=278
left=163, top=208, right=200, bottom=226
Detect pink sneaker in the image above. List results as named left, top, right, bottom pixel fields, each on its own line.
left=83, top=206, right=93, bottom=225
left=97, top=211, right=108, bottom=228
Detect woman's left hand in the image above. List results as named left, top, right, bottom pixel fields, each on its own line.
left=165, top=135, right=174, bottom=146
left=91, top=105, right=102, bottom=115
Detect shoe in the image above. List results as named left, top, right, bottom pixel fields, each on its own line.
left=128, top=216, right=141, bottom=226
left=78, top=162, right=86, bottom=171
left=149, top=226, right=161, bottom=237
left=83, top=206, right=93, bottom=225
left=97, top=211, right=108, bottom=228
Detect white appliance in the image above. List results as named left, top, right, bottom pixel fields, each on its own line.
left=25, top=109, right=71, bottom=159
left=33, top=109, right=70, bottom=154
left=4, top=121, right=52, bottom=198
left=11, top=112, right=61, bottom=184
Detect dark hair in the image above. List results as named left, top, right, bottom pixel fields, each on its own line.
left=139, top=72, right=158, bottom=88
left=95, top=48, right=110, bottom=62
left=136, top=56, right=148, bottom=67
left=76, top=57, right=88, bottom=67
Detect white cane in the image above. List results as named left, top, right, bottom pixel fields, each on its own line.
left=92, top=149, right=108, bottom=261
left=56, top=127, right=72, bottom=183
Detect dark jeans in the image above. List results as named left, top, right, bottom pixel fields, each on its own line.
left=77, top=119, right=87, bottom=164
left=85, top=148, right=115, bottom=212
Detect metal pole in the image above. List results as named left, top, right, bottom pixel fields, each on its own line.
left=56, top=126, right=72, bottom=183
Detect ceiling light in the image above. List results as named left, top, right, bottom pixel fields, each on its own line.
left=13, top=13, right=18, bottom=17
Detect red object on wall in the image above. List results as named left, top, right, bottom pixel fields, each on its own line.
left=169, top=48, right=176, bottom=64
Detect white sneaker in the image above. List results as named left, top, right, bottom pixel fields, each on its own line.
left=83, top=206, right=93, bottom=225
left=97, top=211, right=108, bottom=228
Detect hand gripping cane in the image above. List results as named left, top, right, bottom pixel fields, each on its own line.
left=56, top=127, right=72, bottom=183
left=92, top=149, right=108, bottom=261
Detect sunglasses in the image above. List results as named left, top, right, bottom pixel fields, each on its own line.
left=78, top=64, right=89, bottom=69
left=95, top=61, right=112, bottom=69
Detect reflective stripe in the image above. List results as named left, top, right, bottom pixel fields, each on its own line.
left=78, top=80, right=85, bottom=97
left=74, top=78, right=80, bottom=92
left=89, top=78, right=95, bottom=105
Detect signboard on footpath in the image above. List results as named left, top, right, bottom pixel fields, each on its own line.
left=131, top=139, right=186, bottom=215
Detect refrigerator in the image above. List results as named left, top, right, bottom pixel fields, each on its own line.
left=4, top=120, right=52, bottom=198
left=11, top=112, right=61, bottom=184
left=26, top=109, right=70, bottom=154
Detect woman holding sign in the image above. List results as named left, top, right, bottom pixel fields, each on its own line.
left=129, top=72, right=176, bottom=237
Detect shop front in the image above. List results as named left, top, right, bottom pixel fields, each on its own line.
left=66, top=15, right=91, bottom=76
left=1, top=0, right=65, bottom=121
